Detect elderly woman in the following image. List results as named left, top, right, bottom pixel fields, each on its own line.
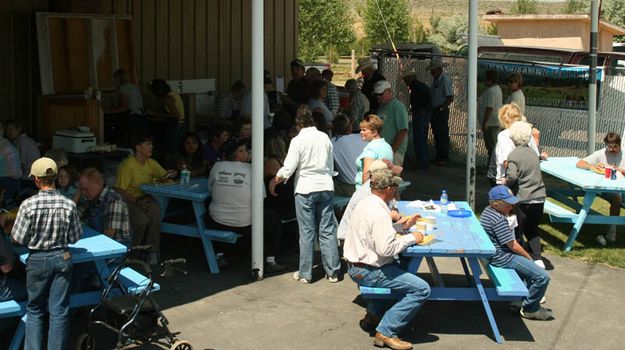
left=504, top=121, right=547, bottom=267
left=487, top=103, right=541, bottom=186
left=355, top=114, right=394, bottom=188
left=345, top=79, right=370, bottom=132
left=206, top=138, right=285, bottom=273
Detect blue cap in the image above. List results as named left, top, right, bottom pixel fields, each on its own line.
left=488, top=185, right=519, bottom=204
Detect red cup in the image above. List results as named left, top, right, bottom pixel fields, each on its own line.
left=605, top=168, right=612, bottom=179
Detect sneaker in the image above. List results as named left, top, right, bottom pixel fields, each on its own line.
left=292, top=271, right=310, bottom=284
left=326, top=275, right=339, bottom=283
left=540, top=296, right=546, bottom=304
left=509, top=300, right=523, bottom=310
left=521, top=307, right=553, bottom=320
left=265, top=261, right=286, bottom=274
left=534, top=260, right=546, bottom=269
left=607, top=230, right=617, bottom=242
left=596, top=235, right=607, bottom=247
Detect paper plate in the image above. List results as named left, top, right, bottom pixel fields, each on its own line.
left=447, top=209, right=472, bottom=218
left=417, top=234, right=435, bottom=245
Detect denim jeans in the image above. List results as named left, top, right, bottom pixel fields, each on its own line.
left=502, top=255, right=550, bottom=313
left=348, top=263, right=430, bottom=337
left=412, top=113, right=431, bottom=168
left=294, top=191, right=340, bottom=280
left=25, top=249, right=73, bottom=350
left=430, top=108, right=450, bottom=161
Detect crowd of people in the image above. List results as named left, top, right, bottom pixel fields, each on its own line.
left=3, top=55, right=625, bottom=350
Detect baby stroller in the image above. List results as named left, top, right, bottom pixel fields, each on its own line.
left=76, top=249, right=192, bottom=350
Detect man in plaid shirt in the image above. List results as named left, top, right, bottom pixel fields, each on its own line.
left=11, top=157, right=82, bottom=350
left=77, top=167, right=132, bottom=246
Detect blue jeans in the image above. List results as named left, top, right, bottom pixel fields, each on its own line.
left=294, top=191, right=340, bottom=280
left=430, top=108, right=450, bottom=161
left=348, top=263, right=430, bottom=337
left=502, top=255, right=550, bottom=313
left=25, top=250, right=73, bottom=350
left=412, top=113, right=431, bottom=168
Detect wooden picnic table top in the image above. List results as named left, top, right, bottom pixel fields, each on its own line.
left=540, top=156, right=625, bottom=192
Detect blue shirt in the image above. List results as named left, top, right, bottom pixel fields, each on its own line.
left=355, top=138, right=393, bottom=187
left=479, top=206, right=515, bottom=266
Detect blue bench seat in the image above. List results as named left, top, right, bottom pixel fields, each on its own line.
left=480, top=259, right=528, bottom=299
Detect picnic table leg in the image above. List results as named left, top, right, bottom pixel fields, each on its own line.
left=192, top=201, right=220, bottom=273
left=563, top=192, right=596, bottom=252
left=459, top=257, right=473, bottom=286
left=407, top=256, right=423, bottom=274
left=152, top=196, right=170, bottom=220
left=468, top=258, right=503, bottom=344
left=425, top=257, right=445, bottom=287
left=9, top=314, right=26, bottom=350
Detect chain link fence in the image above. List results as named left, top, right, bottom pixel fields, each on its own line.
left=377, top=52, right=625, bottom=168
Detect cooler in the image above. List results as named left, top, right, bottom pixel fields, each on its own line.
left=52, top=129, right=97, bottom=153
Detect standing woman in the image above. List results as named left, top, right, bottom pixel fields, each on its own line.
left=355, top=114, right=394, bottom=188
left=147, top=79, right=187, bottom=161
left=269, top=105, right=340, bottom=284
left=507, top=73, right=525, bottom=115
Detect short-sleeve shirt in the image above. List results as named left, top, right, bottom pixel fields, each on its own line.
left=332, top=134, right=368, bottom=185
left=0, top=137, right=22, bottom=179
left=119, top=83, right=144, bottom=115
left=583, top=148, right=624, bottom=168
left=430, top=73, right=454, bottom=107
left=508, top=90, right=525, bottom=115
left=349, top=92, right=370, bottom=131
left=308, top=99, right=333, bottom=124
left=355, top=138, right=393, bottom=187
left=478, top=85, right=503, bottom=127
left=166, top=92, right=185, bottom=122
left=479, top=206, right=515, bottom=266
left=115, top=156, right=167, bottom=199
left=13, top=134, right=41, bottom=179
left=77, top=186, right=132, bottom=243
left=376, top=98, right=409, bottom=156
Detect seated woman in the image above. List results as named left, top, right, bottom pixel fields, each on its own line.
left=172, top=132, right=207, bottom=178
left=202, top=123, right=230, bottom=171
left=115, top=132, right=177, bottom=266
left=147, top=78, right=187, bottom=161
left=355, top=114, right=394, bottom=188
left=206, top=138, right=285, bottom=273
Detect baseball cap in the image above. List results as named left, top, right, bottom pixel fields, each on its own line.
left=373, top=80, right=392, bottom=94
left=370, top=168, right=403, bottom=190
left=29, top=157, right=58, bottom=177
left=219, top=138, right=248, bottom=159
left=488, top=185, right=519, bottom=204
left=369, top=159, right=403, bottom=175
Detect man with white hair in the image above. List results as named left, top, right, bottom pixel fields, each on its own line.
left=356, top=57, right=386, bottom=112
left=504, top=121, right=547, bottom=268
left=373, top=80, right=410, bottom=166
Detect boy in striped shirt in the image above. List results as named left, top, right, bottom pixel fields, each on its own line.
left=480, top=185, right=552, bottom=320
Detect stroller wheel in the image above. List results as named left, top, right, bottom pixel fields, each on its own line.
left=76, top=333, right=95, bottom=350
left=170, top=339, right=193, bottom=350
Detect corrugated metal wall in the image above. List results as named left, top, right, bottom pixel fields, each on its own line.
left=0, top=0, right=298, bottom=132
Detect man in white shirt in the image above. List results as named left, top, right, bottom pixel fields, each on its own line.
left=344, top=168, right=429, bottom=350
left=479, top=69, right=503, bottom=163
left=269, top=105, right=340, bottom=283
left=331, top=114, right=367, bottom=197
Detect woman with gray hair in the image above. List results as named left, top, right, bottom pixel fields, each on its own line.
left=504, top=121, right=547, bottom=267
left=345, top=79, right=370, bottom=132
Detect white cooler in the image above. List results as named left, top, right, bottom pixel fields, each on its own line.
left=52, top=129, right=97, bottom=153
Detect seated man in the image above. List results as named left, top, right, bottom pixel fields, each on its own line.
left=0, top=216, right=26, bottom=303
left=4, top=120, right=40, bottom=184
left=480, top=185, right=552, bottom=320
left=115, top=133, right=176, bottom=265
left=77, top=168, right=132, bottom=246
left=576, top=132, right=624, bottom=246
left=344, top=168, right=429, bottom=350
left=0, top=121, right=22, bottom=206
left=331, top=114, right=367, bottom=197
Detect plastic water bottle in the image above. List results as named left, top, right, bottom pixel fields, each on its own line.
left=180, top=165, right=190, bottom=186
left=440, top=190, right=448, bottom=214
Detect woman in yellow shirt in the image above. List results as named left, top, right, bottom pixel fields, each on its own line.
left=147, top=78, right=187, bottom=162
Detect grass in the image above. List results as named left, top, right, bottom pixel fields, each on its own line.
left=538, top=175, right=625, bottom=269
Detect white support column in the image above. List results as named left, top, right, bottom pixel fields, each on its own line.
left=466, top=0, right=478, bottom=209
left=251, top=0, right=264, bottom=280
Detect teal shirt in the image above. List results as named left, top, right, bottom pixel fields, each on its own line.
left=377, top=98, right=409, bottom=156
left=355, top=138, right=394, bottom=187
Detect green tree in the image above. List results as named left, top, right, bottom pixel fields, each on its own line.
left=563, top=0, right=588, bottom=14
left=298, top=0, right=355, bottom=63
left=511, top=0, right=538, bottom=15
left=428, top=16, right=468, bottom=53
left=411, top=18, right=430, bottom=44
left=603, top=0, right=625, bottom=42
left=363, top=0, right=412, bottom=48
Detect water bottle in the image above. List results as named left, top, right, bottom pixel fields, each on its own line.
left=180, top=165, right=190, bottom=186
left=440, top=190, right=448, bottom=214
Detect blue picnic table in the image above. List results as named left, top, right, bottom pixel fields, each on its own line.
left=140, top=178, right=240, bottom=273
left=540, top=157, right=625, bottom=251
left=361, top=201, right=528, bottom=344
left=1, top=225, right=144, bottom=350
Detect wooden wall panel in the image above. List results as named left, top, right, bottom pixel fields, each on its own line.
left=194, top=0, right=207, bottom=78
left=181, top=0, right=195, bottom=79
left=206, top=0, right=219, bottom=81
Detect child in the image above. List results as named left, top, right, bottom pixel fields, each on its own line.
left=480, top=185, right=552, bottom=320
left=172, top=132, right=208, bottom=178
left=56, top=165, right=80, bottom=202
